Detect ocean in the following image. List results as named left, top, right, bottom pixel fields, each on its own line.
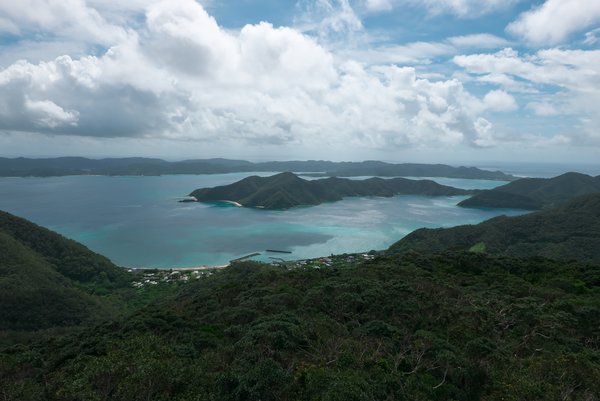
left=0, top=173, right=527, bottom=267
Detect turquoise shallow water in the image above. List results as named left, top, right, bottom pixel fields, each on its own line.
left=0, top=173, right=527, bottom=268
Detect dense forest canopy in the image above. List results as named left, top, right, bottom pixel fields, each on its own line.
left=2, top=253, right=600, bottom=400
left=458, top=172, right=600, bottom=210
left=190, top=172, right=471, bottom=209
left=0, top=211, right=134, bottom=331
left=391, top=193, right=600, bottom=263
left=2, top=176, right=600, bottom=400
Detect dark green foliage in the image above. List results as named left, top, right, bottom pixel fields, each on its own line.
left=0, top=210, right=129, bottom=289
left=459, top=172, right=600, bottom=210
left=0, top=157, right=515, bottom=180
left=0, top=232, right=106, bottom=330
left=391, top=193, right=600, bottom=264
left=190, top=172, right=471, bottom=209
left=0, top=211, right=132, bottom=331
left=2, top=254, right=600, bottom=400
left=459, top=190, right=544, bottom=210
left=2, top=203, right=600, bottom=400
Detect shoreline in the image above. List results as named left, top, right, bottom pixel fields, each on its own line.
left=129, top=264, right=229, bottom=271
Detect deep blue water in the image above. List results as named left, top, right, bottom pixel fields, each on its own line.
left=0, top=173, right=527, bottom=268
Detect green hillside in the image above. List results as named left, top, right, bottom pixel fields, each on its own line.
left=459, top=172, right=600, bottom=210
left=0, top=232, right=108, bottom=330
left=190, top=172, right=471, bottom=209
left=0, top=211, right=130, bottom=291
left=0, top=211, right=131, bottom=331
left=2, top=196, right=600, bottom=400
left=390, top=193, right=600, bottom=263
left=2, top=253, right=599, bottom=400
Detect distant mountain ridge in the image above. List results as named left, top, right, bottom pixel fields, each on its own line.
left=0, top=156, right=516, bottom=180
left=189, top=172, right=472, bottom=209
left=319, top=163, right=512, bottom=180
left=390, top=193, right=600, bottom=263
left=458, top=172, right=600, bottom=210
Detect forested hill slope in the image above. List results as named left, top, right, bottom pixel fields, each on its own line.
left=390, top=193, right=600, bottom=263
left=3, top=254, right=599, bottom=400
left=0, top=210, right=129, bottom=287
left=189, top=172, right=471, bottom=209
left=0, top=211, right=130, bottom=330
left=458, top=172, right=600, bottom=210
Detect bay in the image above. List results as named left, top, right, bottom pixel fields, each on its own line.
left=0, top=173, right=526, bottom=267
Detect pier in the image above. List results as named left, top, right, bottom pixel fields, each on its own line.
left=266, top=249, right=292, bottom=254
left=230, top=252, right=261, bottom=262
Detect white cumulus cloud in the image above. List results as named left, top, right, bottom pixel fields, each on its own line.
left=454, top=47, right=600, bottom=144
left=25, top=98, right=79, bottom=128
left=448, top=34, right=510, bottom=49
left=507, top=0, right=600, bottom=45
left=0, top=0, right=132, bottom=45
left=526, top=101, right=559, bottom=117
left=483, top=89, right=518, bottom=112
left=0, top=0, right=500, bottom=151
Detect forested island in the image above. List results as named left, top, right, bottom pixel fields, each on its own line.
left=188, top=172, right=472, bottom=209
left=0, top=157, right=515, bottom=181
left=187, top=171, right=600, bottom=212
left=2, top=198, right=600, bottom=400
left=458, top=172, right=600, bottom=210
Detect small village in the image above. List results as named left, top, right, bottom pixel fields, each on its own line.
left=277, top=252, right=377, bottom=270
left=130, top=252, right=378, bottom=288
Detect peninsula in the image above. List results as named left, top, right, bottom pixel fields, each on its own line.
left=458, top=172, right=600, bottom=210
left=391, top=193, right=600, bottom=263
left=188, top=172, right=472, bottom=209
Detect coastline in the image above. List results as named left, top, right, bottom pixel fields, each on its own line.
left=130, top=264, right=229, bottom=271
left=222, top=200, right=243, bottom=207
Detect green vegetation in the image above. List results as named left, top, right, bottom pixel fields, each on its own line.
left=391, top=193, right=600, bottom=263
left=0, top=157, right=516, bottom=180
left=2, top=253, right=600, bottom=400
left=459, top=172, right=600, bottom=210
left=0, top=230, right=110, bottom=331
left=0, top=211, right=208, bottom=346
left=0, top=210, right=130, bottom=292
left=190, top=172, right=471, bottom=209
left=468, top=242, right=486, bottom=253
left=0, top=211, right=133, bottom=332
left=3, top=184, right=600, bottom=400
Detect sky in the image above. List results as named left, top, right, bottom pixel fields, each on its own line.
left=0, top=0, right=599, bottom=164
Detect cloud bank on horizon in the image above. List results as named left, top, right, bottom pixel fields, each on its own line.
left=0, top=0, right=599, bottom=162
